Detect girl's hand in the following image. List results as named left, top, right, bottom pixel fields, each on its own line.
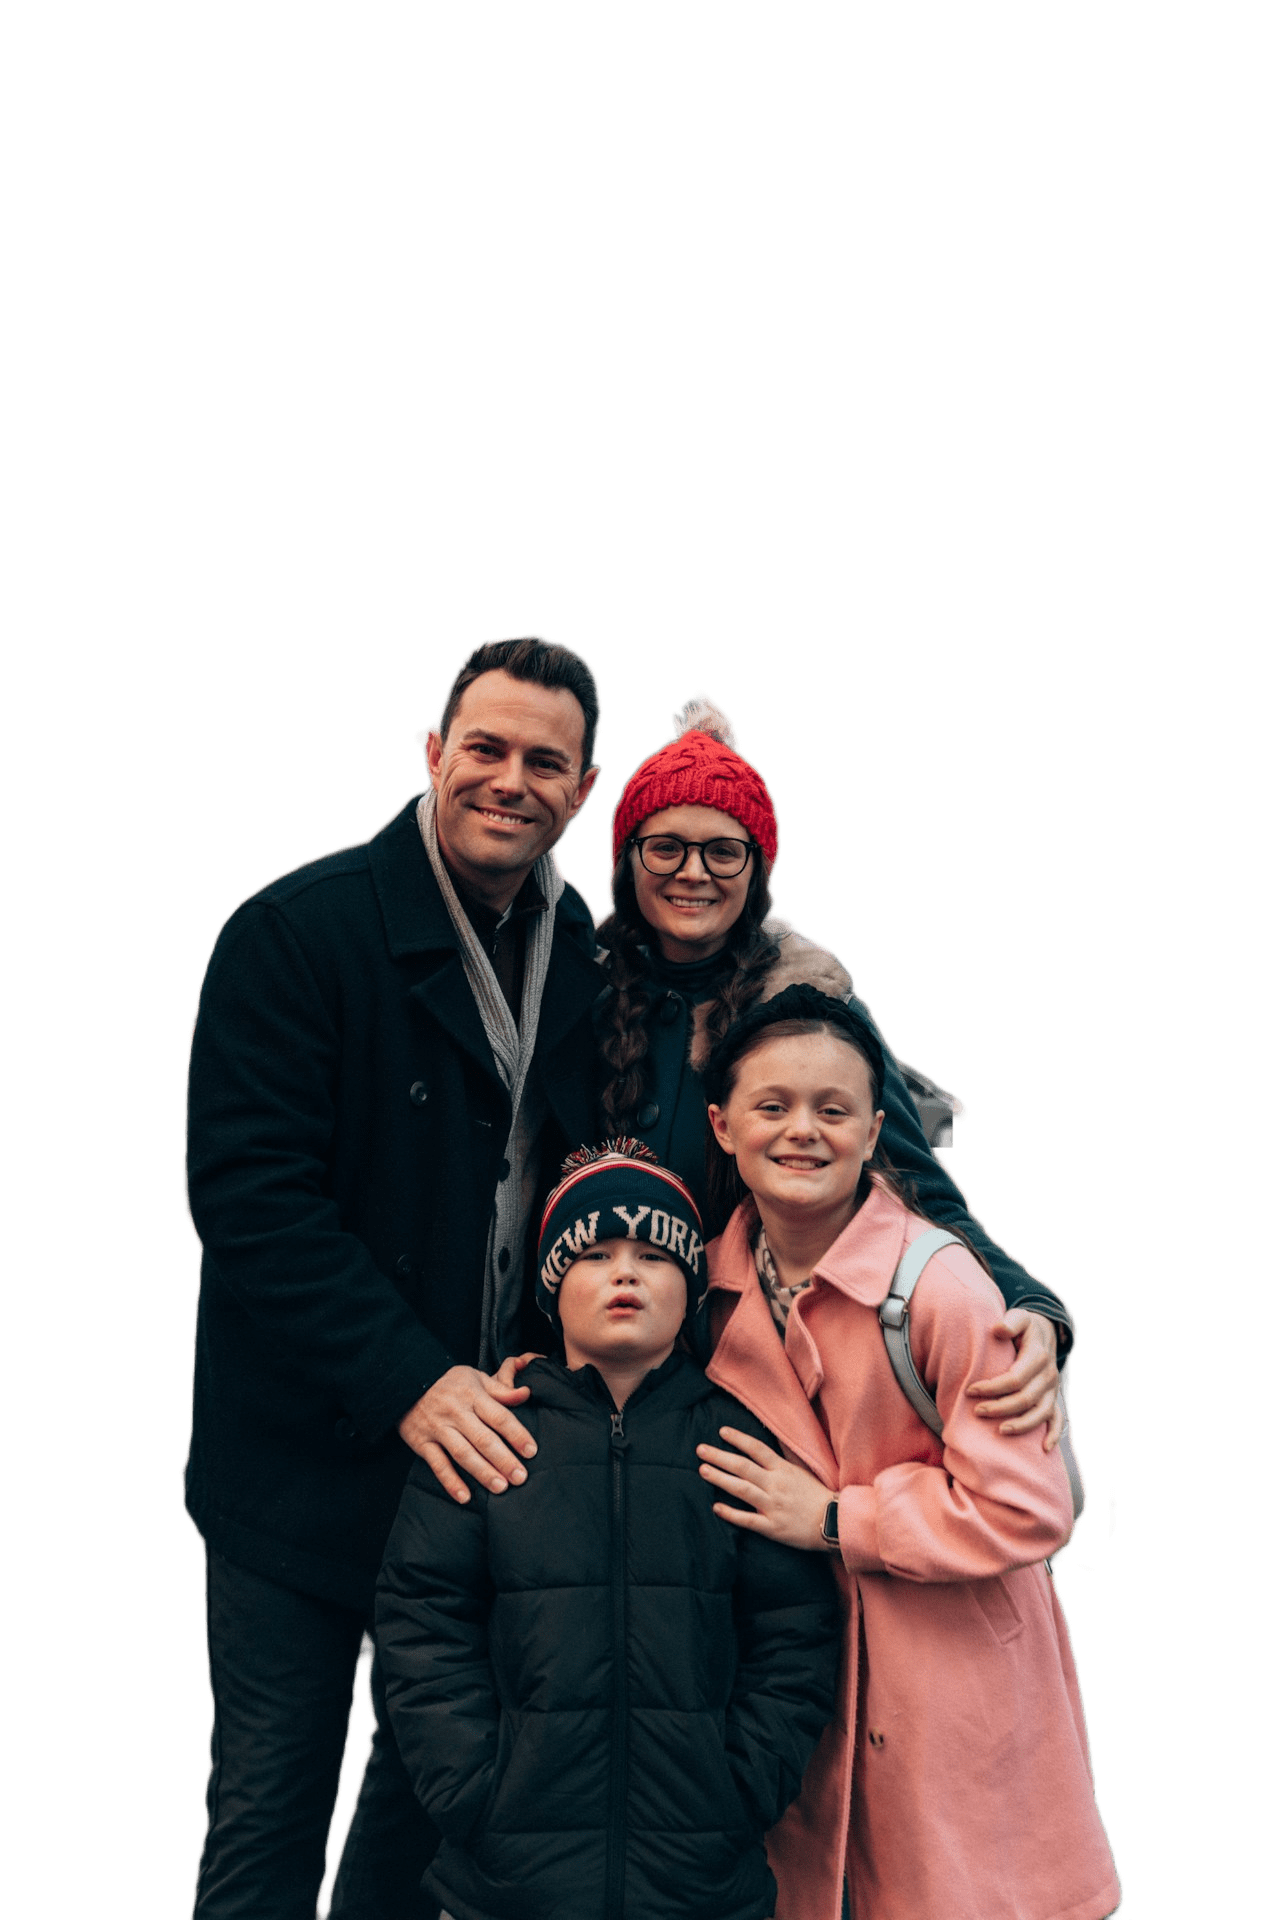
left=967, top=1310, right=1064, bottom=1447
left=697, top=1426, right=832, bottom=1551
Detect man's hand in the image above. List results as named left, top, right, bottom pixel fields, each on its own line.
left=398, top=1354, right=541, bottom=1502
left=696, top=1427, right=831, bottom=1551
left=967, top=1309, right=1064, bottom=1448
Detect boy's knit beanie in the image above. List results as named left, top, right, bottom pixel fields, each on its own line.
left=536, top=1140, right=707, bottom=1321
left=611, top=700, right=778, bottom=869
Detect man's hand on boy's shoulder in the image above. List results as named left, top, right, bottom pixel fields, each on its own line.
left=399, top=1353, right=542, bottom=1503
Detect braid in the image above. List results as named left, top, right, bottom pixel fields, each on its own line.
left=597, top=855, right=778, bottom=1128
left=597, top=863, right=659, bottom=1127
left=696, top=864, right=779, bottom=1054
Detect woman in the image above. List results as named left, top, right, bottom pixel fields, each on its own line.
left=598, top=701, right=1071, bottom=1431
left=692, top=986, right=1119, bottom=1920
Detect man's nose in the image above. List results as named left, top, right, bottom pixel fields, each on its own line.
left=488, top=752, right=528, bottom=793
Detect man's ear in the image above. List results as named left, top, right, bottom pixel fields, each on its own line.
left=425, top=731, right=445, bottom=789
left=707, top=1103, right=736, bottom=1156
left=566, top=763, right=600, bottom=820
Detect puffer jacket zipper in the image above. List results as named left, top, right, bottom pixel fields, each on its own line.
left=605, top=1404, right=630, bottom=1920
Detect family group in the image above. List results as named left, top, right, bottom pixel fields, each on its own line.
left=186, top=638, right=1119, bottom=1920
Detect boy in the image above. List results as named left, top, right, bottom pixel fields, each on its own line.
left=376, top=1142, right=840, bottom=1920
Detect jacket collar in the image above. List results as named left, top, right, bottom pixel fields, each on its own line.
left=367, top=796, right=460, bottom=957
left=706, top=1206, right=840, bottom=1487
left=807, top=1180, right=912, bottom=1306
left=368, top=796, right=603, bottom=1089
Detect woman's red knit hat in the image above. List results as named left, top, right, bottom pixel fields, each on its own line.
left=612, top=701, right=778, bottom=869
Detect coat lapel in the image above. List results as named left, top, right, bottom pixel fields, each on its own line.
left=408, top=955, right=505, bottom=1087
left=706, top=1210, right=840, bottom=1488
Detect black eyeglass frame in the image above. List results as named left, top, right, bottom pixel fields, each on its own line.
left=629, top=833, right=757, bottom=879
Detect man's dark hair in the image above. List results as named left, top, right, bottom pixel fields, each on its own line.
left=440, top=639, right=599, bottom=772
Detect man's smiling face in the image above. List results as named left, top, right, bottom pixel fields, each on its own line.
left=426, top=669, right=598, bottom=908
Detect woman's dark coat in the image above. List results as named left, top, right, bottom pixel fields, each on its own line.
left=185, top=798, right=603, bottom=1610
left=610, top=928, right=1072, bottom=1341
left=376, top=1351, right=841, bottom=1920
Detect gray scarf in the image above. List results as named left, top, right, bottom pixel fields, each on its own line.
left=417, top=789, right=565, bottom=1366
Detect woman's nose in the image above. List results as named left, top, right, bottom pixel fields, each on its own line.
left=674, top=845, right=711, bottom=879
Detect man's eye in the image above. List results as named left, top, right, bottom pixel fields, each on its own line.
left=470, top=742, right=500, bottom=757
left=528, top=758, right=563, bottom=775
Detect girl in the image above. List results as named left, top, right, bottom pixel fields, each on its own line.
left=695, top=984, right=1119, bottom=1920
left=599, top=700, right=1069, bottom=1444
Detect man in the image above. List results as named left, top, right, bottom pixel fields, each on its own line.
left=186, top=639, right=602, bottom=1919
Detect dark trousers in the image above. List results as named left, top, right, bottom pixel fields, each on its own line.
left=195, top=1548, right=440, bottom=1920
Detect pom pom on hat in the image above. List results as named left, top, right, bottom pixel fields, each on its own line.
left=611, top=699, right=778, bottom=868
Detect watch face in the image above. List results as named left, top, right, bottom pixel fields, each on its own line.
left=822, top=1499, right=840, bottom=1545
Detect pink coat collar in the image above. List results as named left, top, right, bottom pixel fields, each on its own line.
left=706, top=1183, right=914, bottom=1486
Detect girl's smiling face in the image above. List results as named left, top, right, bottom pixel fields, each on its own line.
left=708, top=1030, right=885, bottom=1228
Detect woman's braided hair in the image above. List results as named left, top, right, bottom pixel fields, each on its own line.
left=597, top=852, right=781, bottom=1128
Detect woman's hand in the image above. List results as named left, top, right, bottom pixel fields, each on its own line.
left=967, top=1310, right=1064, bottom=1447
left=697, top=1426, right=832, bottom=1551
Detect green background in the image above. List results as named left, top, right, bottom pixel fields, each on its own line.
left=7, top=7, right=1274, bottom=1912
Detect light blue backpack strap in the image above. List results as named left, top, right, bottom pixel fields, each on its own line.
left=880, top=1226, right=1087, bottom=1520
left=1058, top=1407, right=1086, bottom=1520
left=878, top=1228, right=962, bottom=1438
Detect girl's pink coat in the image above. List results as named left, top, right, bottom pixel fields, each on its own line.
left=705, top=1184, right=1120, bottom=1920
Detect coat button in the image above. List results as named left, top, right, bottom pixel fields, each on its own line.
left=395, top=1254, right=413, bottom=1277
left=637, top=1101, right=660, bottom=1128
left=498, top=1247, right=511, bottom=1272
left=409, top=1080, right=429, bottom=1106
left=868, top=1728, right=886, bottom=1748
left=658, top=993, right=681, bottom=1025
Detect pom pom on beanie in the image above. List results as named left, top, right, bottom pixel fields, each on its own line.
left=612, top=700, right=778, bottom=868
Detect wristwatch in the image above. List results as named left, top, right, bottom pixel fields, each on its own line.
left=821, top=1498, right=840, bottom=1550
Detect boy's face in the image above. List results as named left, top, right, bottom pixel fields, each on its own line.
left=557, top=1238, right=688, bottom=1375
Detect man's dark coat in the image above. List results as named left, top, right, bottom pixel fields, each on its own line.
left=186, top=798, right=602, bottom=1610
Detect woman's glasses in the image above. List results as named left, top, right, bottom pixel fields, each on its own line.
left=632, top=834, right=755, bottom=878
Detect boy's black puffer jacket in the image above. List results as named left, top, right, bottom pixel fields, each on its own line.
left=376, top=1350, right=840, bottom=1920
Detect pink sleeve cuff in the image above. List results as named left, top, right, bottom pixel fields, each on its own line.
left=837, top=1484, right=883, bottom=1573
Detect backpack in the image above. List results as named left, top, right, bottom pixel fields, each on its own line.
left=879, top=1227, right=1085, bottom=1520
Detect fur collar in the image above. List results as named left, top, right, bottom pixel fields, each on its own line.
left=687, top=920, right=853, bottom=1070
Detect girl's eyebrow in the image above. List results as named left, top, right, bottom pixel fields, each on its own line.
left=748, top=1084, right=854, bottom=1100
